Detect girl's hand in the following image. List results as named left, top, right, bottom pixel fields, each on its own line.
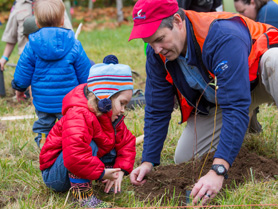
left=103, top=168, right=121, bottom=181
left=104, top=171, right=124, bottom=194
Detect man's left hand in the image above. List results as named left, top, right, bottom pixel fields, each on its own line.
left=191, top=170, right=224, bottom=205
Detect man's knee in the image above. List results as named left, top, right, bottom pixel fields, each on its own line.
left=174, top=152, right=192, bottom=164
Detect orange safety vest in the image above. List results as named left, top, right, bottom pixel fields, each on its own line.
left=160, top=11, right=278, bottom=123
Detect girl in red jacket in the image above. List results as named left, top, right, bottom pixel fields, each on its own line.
left=39, top=55, right=136, bottom=208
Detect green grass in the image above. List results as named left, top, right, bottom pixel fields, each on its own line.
left=0, top=22, right=278, bottom=208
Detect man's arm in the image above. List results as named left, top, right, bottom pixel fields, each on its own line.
left=191, top=19, right=252, bottom=205
left=0, top=43, right=16, bottom=71
left=130, top=45, right=175, bottom=185
left=142, top=44, right=176, bottom=165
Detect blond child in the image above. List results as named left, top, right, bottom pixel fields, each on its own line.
left=11, top=0, right=91, bottom=148
left=0, top=0, right=72, bottom=71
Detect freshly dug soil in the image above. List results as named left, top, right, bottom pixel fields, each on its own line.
left=133, top=146, right=278, bottom=205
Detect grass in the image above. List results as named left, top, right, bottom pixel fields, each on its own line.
left=1, top=21, right=278, bottom=208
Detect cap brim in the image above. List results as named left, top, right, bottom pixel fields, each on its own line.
left=128, top=19, right=162, bottom=41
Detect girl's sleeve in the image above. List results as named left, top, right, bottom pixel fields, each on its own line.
left=113, top=122, right=136, bottom=175
left=62, top=108, right=105, bottom=180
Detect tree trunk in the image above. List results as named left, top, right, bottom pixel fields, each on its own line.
left=88, top=0, right=93, bottom=10
left=116, top=0, right=124, bottom=23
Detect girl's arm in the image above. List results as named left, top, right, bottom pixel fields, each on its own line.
left=62, top=108, right=105, bottom=180
left=113, top=122, right=136, bottom=175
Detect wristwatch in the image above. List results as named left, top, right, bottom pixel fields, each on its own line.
left=211, top=164, right=228, bottom=179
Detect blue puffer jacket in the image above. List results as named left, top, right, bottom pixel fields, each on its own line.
left=13, top=27, right=91, bottom=113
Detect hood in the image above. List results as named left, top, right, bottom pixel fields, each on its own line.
left=29, top=27, right=75, bottom=61
left=62, top=84, right=114, bottom=119
left=62, top=84, right=89, bottom=115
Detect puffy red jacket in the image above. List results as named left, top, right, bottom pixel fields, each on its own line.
left=39, top=84, right=136, bottom=180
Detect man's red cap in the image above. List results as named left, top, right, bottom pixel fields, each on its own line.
left=128, top=0, right=179, bottom=41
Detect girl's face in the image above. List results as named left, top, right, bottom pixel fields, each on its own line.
left=111, top=90, right=133, bottom=122
left=234, top=0, right=257, bottom=21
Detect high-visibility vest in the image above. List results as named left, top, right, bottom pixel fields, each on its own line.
left=160, top=11, right=278, bottom=123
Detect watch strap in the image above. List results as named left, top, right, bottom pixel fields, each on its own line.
left=211, top=164, right=228, bottom=179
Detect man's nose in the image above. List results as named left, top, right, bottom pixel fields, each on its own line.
left=152, top=44, right=162, bottom=54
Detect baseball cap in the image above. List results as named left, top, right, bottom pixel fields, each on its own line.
left=23, top=16, right=39, bottom=35
left=128, top=0, right=179, bottom=41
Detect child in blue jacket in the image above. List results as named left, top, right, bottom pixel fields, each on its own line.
left=11, top=0, right=92, bottom=148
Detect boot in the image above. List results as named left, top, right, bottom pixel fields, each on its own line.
left=68, top=172, right=112, bottom=208
left=249, top=107, right=263, bottom=133
left=80, top=195, right=112, bottom=208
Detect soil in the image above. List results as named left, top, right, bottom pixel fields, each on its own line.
left=133, top=146, right=278, bottom=205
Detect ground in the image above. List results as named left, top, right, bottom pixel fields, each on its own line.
left=132, top=146, right=278, bottom=205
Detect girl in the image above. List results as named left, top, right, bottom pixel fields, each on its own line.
left=39, top=55, right=136, bottom=208
left=234, top=0, right=278, bottom=28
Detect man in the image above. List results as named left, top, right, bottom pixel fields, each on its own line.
left=128, top=0, right=278, bottom=205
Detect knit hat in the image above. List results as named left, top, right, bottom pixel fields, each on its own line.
left=87, top=55, right=133, bottom=113
left=23, top=16, right=39, bottom=35
left=129, top=0, right=179, bottom=41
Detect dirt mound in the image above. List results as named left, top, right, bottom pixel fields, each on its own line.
left=133, top=147, right=278, bottom=205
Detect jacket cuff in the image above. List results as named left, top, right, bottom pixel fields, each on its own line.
left=97, top=170, right=105, bottom=181
left=121, top=169, right=129, bottom=176
left=11, top=79, right=27, bottom=92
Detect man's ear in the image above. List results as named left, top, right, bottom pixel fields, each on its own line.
left=173, top=13, right=183, bottom=28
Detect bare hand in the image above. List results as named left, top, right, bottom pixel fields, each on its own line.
left=130, top=162, right=153, bottom=186
left=191, top=170, right=224, bottom=205
left=0, top=57, right=7, bottom=71
left=103, top=168, right=121, bottom=181
left=16, top=90, right=26, bottom=102
left=103, top=171, right=124, bottom=194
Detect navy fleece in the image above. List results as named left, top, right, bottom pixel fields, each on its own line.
left=143, top=16, right=251, bottom=166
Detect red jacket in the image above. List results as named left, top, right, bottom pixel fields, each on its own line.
left=39, top=84, right=136, bottom=180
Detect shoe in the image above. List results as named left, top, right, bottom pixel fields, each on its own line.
left=80, top=195, right=112, bottom=208
left=249, top=107, right=262, bottom=134
left=126, top=89, right=145, bottom=110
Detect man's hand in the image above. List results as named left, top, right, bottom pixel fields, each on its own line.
left=191, top=170, right=224, bottom=205
left=103, top=170, right=124, bottom=194
left=191, top=158, right=229, bottom=205
left=16, top=90, right=26, bottom=102
left=0, top=57, right=7, bottom=71
left=130, top=161, right=153, bottom=186
left=103, top=168, right=121, bottom=181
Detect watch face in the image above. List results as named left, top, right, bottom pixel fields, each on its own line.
left=217, top=166, right=225, bottom=174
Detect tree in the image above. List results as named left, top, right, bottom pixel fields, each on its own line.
left=116, top=0, right=124, bottom=23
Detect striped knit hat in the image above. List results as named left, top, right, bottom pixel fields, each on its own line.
left=87, top=55, right=133, bottom=113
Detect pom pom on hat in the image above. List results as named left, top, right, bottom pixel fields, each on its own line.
left=98, top=98, right=112, bottom=113
left=87, top=55, right=133, bottom=113
left=103, top=55, right=118, bottom=64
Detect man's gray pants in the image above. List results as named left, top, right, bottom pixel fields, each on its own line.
left=174, top=48, right=278, bottom=164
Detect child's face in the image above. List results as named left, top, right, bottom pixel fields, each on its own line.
left=111, top=90, right=133, bottom=122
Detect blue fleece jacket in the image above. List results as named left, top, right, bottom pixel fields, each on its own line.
left=143, top=16, right=252, bottom=166
left=13, top=27, right=91, bottom=113
left=257, top=0, right=278, bottom=28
